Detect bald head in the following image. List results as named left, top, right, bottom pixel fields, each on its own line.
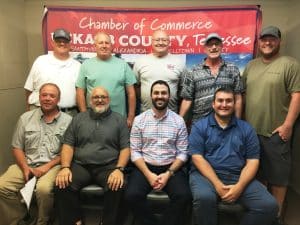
left=91, top=87, right=109, bottom=99
left=151, top=30, right=170, bottom=57
left=90, top=87, right=110, bottom=114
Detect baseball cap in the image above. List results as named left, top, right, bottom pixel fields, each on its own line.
left=259, top=26, right=281, bottom=39
left=204, top=33, right=222, bottom=45
left=53, top=28, right=71, bottom=41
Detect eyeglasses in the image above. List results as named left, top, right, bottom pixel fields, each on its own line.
left=91, top=95, right=109, bottom=100
left=153, top=38, right=169, bottom=43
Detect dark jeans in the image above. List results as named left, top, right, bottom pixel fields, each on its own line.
left=189, top=170, right=279, bottom=225
left=125, top=164, right=192, bottom=225
left=54, top=162, right=125, bottom=225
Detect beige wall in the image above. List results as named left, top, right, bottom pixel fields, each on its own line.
left=0, top=0, right=28, bottom=173
left=0, top=1, right=299, bottom=192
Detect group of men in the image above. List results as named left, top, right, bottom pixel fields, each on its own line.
left=0, top=24, right=299, bottom=225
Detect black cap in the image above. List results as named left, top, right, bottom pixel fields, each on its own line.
left=53, top=28, right=71, bottom=41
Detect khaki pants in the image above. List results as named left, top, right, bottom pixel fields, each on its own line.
left=0, top=164, right=60, bottom=225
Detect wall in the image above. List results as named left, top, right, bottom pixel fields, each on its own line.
left=0, top=1, right=299, bottom=192
left=0, top=0, right=28, bottom=173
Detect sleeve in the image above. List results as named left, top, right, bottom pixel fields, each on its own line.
left=180, top=68, right=194, bottom=100
left=241, top=64, right=249, bottom=88
left=188, top=122, right=206, bottom=156
left=232, top=65, right=244, bottom=93
left=62, top=117, right=77, bottom=147
left=75, top=63, right=87, bottom=89
left=11, top=117, right=25, bottom=150
left=175, top=119, right=188, bottom=162
left=244, top=125, right=260, bottom=159
left=130, top=117, right=143, bottom=161
left=285, top=59, right=300, bottom=93
left=124, top=61, right=137, bottom=86
left=118, top=117, right=130, bottom=150
left=133, top=59, right=141, bottom=85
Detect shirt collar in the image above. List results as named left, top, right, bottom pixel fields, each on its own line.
left=150, top=108, right=169, bottom=120
left=199, top=57, right=226, bottom=69
left=39, top=108, right=61, bottom=123
left=208, top=112, right=237, bottom=130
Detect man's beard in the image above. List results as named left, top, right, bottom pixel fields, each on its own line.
left=92, top=104, right=109, bottom=114
left=152, top=99, right=168, bottom=110
left=261, top=45, right=280, bottom=59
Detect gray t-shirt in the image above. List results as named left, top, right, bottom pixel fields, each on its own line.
left=63, top=108, right=129, bottom=165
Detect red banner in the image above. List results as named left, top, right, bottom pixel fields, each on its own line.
left=43, top=6, right=261, bottom=55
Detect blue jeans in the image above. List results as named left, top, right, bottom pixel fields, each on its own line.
left=189, top=170, right=278, bottom=225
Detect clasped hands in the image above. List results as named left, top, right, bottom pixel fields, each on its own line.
left=147, top=171, right=171, bottom=191
left=216, top=183, right=243, bottom=203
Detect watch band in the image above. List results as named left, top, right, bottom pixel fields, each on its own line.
left=115, top=166, right=125, bottom=172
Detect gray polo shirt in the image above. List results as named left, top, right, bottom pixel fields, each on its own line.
left=63, top=108, right=129, bottom=165
left=11, top=108, right=72, bottom=166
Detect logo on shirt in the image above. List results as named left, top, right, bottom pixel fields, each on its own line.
left=167, top=64, right=175, bottom=70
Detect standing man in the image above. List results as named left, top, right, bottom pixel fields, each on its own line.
left=189, top=87, right=278, bottom=225
left=0, top=83, right=72, bottom=225
left=125, top=80, right=191, bottom=225
left=180, top=33, right=243, bottom=123
left=76, top=32, right=136, bottom=127
left=55, top=87, right=130, bottom=225
left=24, top=28, right=81, bottom=116
left=243, top=26, right=300, bottom=224
left=133, top=30, right=185, bottom=113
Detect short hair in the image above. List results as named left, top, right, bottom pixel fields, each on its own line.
left=39, top=83, right=61, bottom=99
left=94, top=32, right=111, bottom=43
left=150, top=80, right=170, bottom=95
left=213, top=87, right=235, bottom=101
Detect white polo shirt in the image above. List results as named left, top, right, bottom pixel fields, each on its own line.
left=24, top=53, right=81, bottom=108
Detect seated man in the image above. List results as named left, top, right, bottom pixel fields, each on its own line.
left=54, top=86, right=130, bottom=225
left=189, top=87, right=278, bottom=225
left=125, top=80, right=191, bottom=225
left=0, top=83, right=72, bottom=225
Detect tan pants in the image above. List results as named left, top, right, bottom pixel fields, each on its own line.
left=0, top=164, right=60, bottom=225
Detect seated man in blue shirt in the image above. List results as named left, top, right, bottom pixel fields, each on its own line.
left=189, top=87, right=278, bottom=225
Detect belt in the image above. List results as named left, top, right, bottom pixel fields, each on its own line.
left=60, top=106, right=79, bottom=112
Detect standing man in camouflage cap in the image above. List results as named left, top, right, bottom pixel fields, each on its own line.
left=243, top=25, right=300, bottom=225
left=180, top=33, right=243, bottom=124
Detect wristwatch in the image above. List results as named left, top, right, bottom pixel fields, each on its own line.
left=115, top=166, right=125, bottom=172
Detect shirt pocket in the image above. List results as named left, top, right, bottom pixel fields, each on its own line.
left=24, top=126, right=41, bottom=154
left=49, top=126, right=67, bottom=154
